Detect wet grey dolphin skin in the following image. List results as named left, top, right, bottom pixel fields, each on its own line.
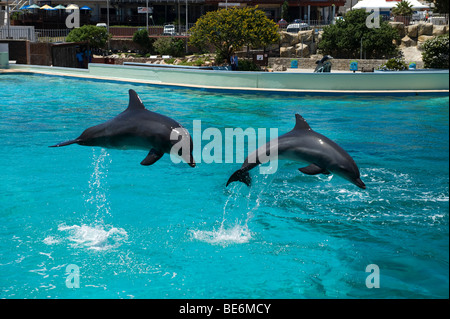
left=226, top=114, right=366, bottom=189
left=50, top=89, right=196, bottom=168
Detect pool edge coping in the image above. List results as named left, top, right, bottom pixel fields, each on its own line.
left=2, top=65, right=449, bottom=96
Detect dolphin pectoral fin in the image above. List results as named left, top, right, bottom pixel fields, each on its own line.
left=226, top=169, right=251, bottom=187
left=140, top=149, right=164, bottom=166
left=298, top=164, right=330, bottom=175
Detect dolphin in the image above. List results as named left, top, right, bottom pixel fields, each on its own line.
left=226, top=114, right=365, bottom=189
left=50, top=89, right=196, bottom=168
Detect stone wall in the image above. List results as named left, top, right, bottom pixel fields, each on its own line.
left=389, top=22, right=449, bottom=48
left=279, top=30, right=317, bottom=58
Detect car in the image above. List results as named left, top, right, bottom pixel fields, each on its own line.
left=163, top=24, right=176, bottom=36
left=96, top=23, right=107, bottom=28
left=286, top=23, right=310, bottom=33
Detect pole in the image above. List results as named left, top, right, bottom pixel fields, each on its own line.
left=107, top=0, right=110, bottom=51
left=332, top=4, right=335, bottom=24
left=308, top=5, right=311, bottom=25
left=178, top=0, right=181, bottom=34
left=146, top=0, right=149, bottom=34
left=6, top=0, right=10, bottom=39
left=360, top=37, right=363, bottom=60
left=185, top=0, right=188, bottom=53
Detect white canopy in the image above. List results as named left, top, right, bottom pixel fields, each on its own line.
left=352, top=0, right=429, bottom=10
left=66, top=4, right=80, bottom=10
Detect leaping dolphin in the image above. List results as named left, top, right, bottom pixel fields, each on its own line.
left=226, top=114, right=365, bottom=189
left=50, top=89, right=196, bottom=168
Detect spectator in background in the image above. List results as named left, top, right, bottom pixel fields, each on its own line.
left=84, top=47, right=92, bottom=66
left=76, top=49, right=84, bottom=68
left=230, top=54, right=238, bottom=71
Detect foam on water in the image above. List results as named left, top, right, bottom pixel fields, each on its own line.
left=57, top=223, right=128, bottom=251
left=191, top=223, right=252, bottom=246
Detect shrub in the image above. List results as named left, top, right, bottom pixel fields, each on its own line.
left=378, top=55, right=408, bottom=71
left=132, top=29, right=152, bottom=54
left=237, top=59, right=261, bottom=71
left=153, top=37, right=185, bottom=57
left=421, top=34, right=449, bottom=69
left=66, top=25, right=110, bottom=49
left=318, top=9, right=400, bottom=59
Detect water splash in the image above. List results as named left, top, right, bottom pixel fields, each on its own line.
left=58, top=224, right=128, bottom=251
left=191, top=174, right=270, bottom=246
left=57, top=149, right=127, bottom=251
left=84, top=148, right=112, bottom=222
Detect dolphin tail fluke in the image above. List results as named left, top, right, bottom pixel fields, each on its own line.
left=49, top=139, right=81, bottom=147
left=226, top=169, right=251, bottom=187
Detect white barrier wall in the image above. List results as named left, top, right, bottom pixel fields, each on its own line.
left=0, top=43, right=8, bottom=68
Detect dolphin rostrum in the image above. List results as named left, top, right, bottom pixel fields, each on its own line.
left=50, top=89, right=195, bottom=168
left=226, top=114, right=365, bottom=189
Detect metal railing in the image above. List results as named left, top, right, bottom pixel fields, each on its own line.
left=0, top=25, right=36, bottom=41
left=109, top=24, right=195, bottom=37
left=35, top=29, right=71, bottom=42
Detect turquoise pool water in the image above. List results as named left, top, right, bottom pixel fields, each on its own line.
left=0, top=74, right=448, bottom=299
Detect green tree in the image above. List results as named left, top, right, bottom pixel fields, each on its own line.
left=422, top=34, right=449, bottom=69
left=132, top=29, right=152, bottom=54
left=281, top=1, right=290, bottom=21
left=318, top=9, right=400, bottom=59
left=153, top=37, right=185, bottom=57
left=66, top=25, right=110, bottom=49
left=433, top=0, right=449, bottom=13
left=189, top=7, right=279, bottom=63
left=392, top=0, right=414, bottom=17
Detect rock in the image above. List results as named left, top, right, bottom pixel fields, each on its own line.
left=295, top=43, right=310, bottom=57
left=280, top=46, right=295, bottom=57
left=280, top=31, right=299, bottom=46
left=417, top=23, right=433, bottom=36
left=401, top=35, right=416, bottom=47
left=389, top=22, right=405, bottom=37
left=298, top=30, right=313, bottom=43
left=418, top=35, right=435, bottom=43
left=432, top=25, right=447, bottom=36
left=272, top=63, right=287, bottom=72
left=317, top=30, right=324, bottom=43
left=406, top=24, right=418, bottom=38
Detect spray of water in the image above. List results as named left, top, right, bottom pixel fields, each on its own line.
left=85, top=148, right=112, bottom=221
left=191, top=174, right=271, bottom=246
left=58, top=149, right=127, bottom=251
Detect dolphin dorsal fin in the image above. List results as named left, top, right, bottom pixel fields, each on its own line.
left=294, top=114, right=311, bottom=131
left=127, top=89, right=146, bottom=111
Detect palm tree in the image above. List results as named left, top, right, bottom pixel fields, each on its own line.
left=392, top=0, right=414, bottom=25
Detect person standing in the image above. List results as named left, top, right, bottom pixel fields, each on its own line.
left=76, top=49, right=84, bottom=68
left=230, top=54, right=238, bottom=71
